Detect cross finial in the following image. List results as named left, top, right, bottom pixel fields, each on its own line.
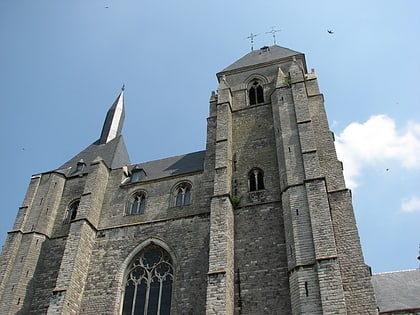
left=266, top=27, right=281, bottom=45
left=246, top=32, right=259, bottom=51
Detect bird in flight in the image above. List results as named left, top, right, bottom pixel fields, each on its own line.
left=327, top=30, right=334, bottom=34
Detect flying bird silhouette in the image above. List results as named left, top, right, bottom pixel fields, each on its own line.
left=327, top=30, right=334, bottom=34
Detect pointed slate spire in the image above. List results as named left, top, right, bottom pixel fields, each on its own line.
left=99, top=87, right=125, bottom=144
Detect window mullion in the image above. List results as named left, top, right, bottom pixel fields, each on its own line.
left=144, top=271, right=152, bottom=315
left=131, top=282, right=138, bottom=315
left=157, top=276, right=163, bottom=315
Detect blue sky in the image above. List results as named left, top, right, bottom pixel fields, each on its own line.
left=0, top=0, right=419, bottom=274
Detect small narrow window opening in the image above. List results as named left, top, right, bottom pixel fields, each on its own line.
left=249, top=168, right=265, bottom=192
left=70, top=201, right=79, bottom=221
left=256, top=84, right=264, bottom=103
left=64, top=199, right=80, bottom=224
left=305, top=281, right=309, bottom=296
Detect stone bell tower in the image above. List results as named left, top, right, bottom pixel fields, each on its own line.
left=0, top=46, right=379, bottom=314
left=204, top=45, right=377, bottom=314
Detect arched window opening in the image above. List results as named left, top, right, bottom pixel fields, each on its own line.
left=248, top=81, right=264, bottom=105
left=249, top=168, right=265, bottom=191
left=173, top=182, right=192, bottom=207
left=122, top=244, right=174, bottom=315
left=128, top=191, right=147, bottom=215
left=64, top=199, right=80, bottom=224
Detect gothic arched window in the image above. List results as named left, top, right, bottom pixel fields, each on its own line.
left=127, top=191, right=147, bottom=215
left=249, top=168, right=265, bottom=191
left=172, top=182, right=192, bottom=207
left=248, top=80, right=264, bottom=105
left=64, top=199, right=80, bottom=224
left=122, top=244, right=174, bottom=315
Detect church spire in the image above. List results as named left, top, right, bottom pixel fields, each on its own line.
left=99, top=87, right=125, bottom=144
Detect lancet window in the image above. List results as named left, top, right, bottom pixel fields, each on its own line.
left=172, top=182, right=192, bottom=207
left=127, top=191, right=147, bottom=215
left=249, top=168, right=265, bottom=191
left=64, top=199, right=80, bottom=224
left=122, top=244, right=174, bottom=315
left=248, top=80, right=264, bottom=105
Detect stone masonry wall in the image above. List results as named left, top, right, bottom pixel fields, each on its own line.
left=234, top=202, right=290, bottom=314
left=79, top=215, right=210, bottom=314
left=28, top=237, right=67, bottom=314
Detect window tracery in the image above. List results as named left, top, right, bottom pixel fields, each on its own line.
left=172, top=182, right=192, bottom=207
left=122, top=244, right=174, bottom=315
left=248, top=168, right=265, bottom=191
left=127, top=191, right=147, bottom=215
left=248, top=80, right=264, bottom=105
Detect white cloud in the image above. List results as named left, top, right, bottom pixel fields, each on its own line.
left=334, top=115, right=420, bottom=189
left=401, top=196, right=420, bottom=213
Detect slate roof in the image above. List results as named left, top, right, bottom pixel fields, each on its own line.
left=57, top=135, right=130, bottom=176
left=219, top=45, right=304, bottom=74
left=125, top=150, right=205, bottom=182
left=372, top=269, right=420, bottom=313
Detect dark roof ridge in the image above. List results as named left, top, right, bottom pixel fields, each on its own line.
left=218, top=45, right=304, bottom=76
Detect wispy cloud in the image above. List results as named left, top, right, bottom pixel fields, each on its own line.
left=401, top=196, right=420, bottom=213
left=334, top=115, right=420, bottom=189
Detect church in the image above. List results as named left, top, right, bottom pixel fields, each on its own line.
left=0, top=45, right=419, bottom=314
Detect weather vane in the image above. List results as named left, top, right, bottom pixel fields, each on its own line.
left=266, top=27, right=281, bottom=45
left=246, top=32, right=259, bottom=51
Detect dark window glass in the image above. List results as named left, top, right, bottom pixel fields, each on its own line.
left=176, top=191, right=183, bottom=207
left=174, top=183, right=192, bottom=207
left=184, top=188, right=191, bottom=205
left=257, top=171, right=265, bottom=190
left=122, top=245, right=174, bottom=315
left=249, top=173, right=257, bottom=191
left=64, top=200, right=80, bottom=224
left=249, top=169, right=264, bottom=191
left=249, top=81, right=264, bottom=105
left=249, top=86, right=257, bottom=105
left=70, top=204, right=78, bottom=220
left=129, top=192, right=146, bottom=215
left=256, top=85, right=264, bottom=103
